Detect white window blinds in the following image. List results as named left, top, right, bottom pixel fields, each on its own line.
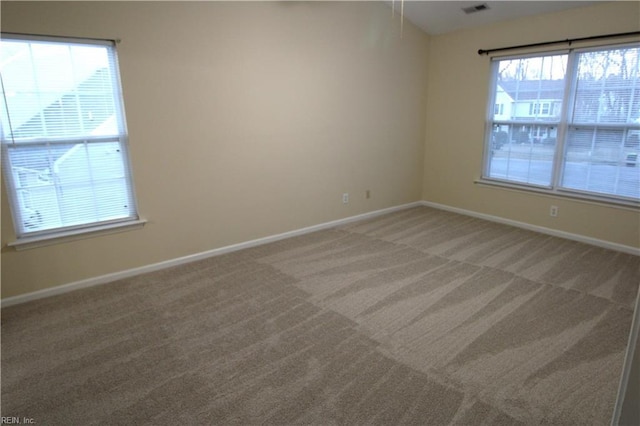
left=562, top=48, right=640, bottom=199
left=1, top=34, right=139, bottom=238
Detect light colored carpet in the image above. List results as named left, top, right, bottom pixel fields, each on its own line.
left=2, top=206, right=639, bottom=425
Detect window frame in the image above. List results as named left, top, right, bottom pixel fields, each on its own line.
left=481, top=43, right=640, bottom=207
left=1, top=33, right=143, bottom=248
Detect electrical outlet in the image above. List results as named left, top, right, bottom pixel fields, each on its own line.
left=550, top=205, right=559, bottom=217
left=365, top=190, right=371, bottom=199
left=342, top=193, right=349, bottom=204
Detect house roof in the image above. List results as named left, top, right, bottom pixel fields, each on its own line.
left=500, top=78, right=640, bottom=102
left=498, top=80, right=565, bottom=101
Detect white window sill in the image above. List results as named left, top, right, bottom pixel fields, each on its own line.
left=475, top=179, right=640, bottom=210
left=7, top=219, right=147, bottom=251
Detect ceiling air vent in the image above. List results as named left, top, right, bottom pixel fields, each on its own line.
left=462, top=3, right=490, bottom=14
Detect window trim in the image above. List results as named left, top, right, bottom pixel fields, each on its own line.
left=481, top=43, right=640, bottom=208
left=476, top=177, right=640, bottom=209
left=7, top=219, right=147, bottom=251
left=1, top=32, right=142, bottom=245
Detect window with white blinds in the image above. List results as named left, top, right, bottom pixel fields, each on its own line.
left=483, top=44, right=640, bottom=204
left=1, top=34, right=139, bottom=240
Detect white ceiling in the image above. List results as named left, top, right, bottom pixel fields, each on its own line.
left=386, top=1, right=606, bottom=35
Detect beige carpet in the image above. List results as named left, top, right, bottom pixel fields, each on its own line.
left=2, top=206, right=639, bottom=425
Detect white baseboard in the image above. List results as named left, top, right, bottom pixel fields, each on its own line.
left=1, top=202, right=422, bottom=308
left=420, top=200, right=640, bottom=256
left=3, top=200, right=637, bottom=308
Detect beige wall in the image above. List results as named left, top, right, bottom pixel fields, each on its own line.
left=1, top=1, right=429, bottom=298
left=423, top=1, right=640, bottom=249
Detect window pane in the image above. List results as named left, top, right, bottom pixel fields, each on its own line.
left=573, top=48, right=640, bottom=125
left=486, top=55, right=566, bottom=187
left=0, top=39, right=120, bottom=141
left=487, top=124, right=556, bottom=186
left=563, top=46, right=640, bottom=201
left=562, top=128, right=640, bottom=199
left=7, top=142, right=135, bottom=233
left=7, top=145, right=66, bottom=231
left=495, top=54, right=567, bottom=122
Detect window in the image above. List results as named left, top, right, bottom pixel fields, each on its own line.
left=529, top=103, right=541, bottom=116
left=1, top=34, right=139, bottom=241
left=541, top=102, right=550, bottom=115
left=483, top=45, right=640, bottom=204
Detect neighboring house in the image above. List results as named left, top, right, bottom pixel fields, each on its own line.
left=495, top=78, right=639, bottom=148
left=494, top=80, right=564, bottom=145
left=492, top=84, right=515, bottom=148
left=493, top=84, right=513, bottom=121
